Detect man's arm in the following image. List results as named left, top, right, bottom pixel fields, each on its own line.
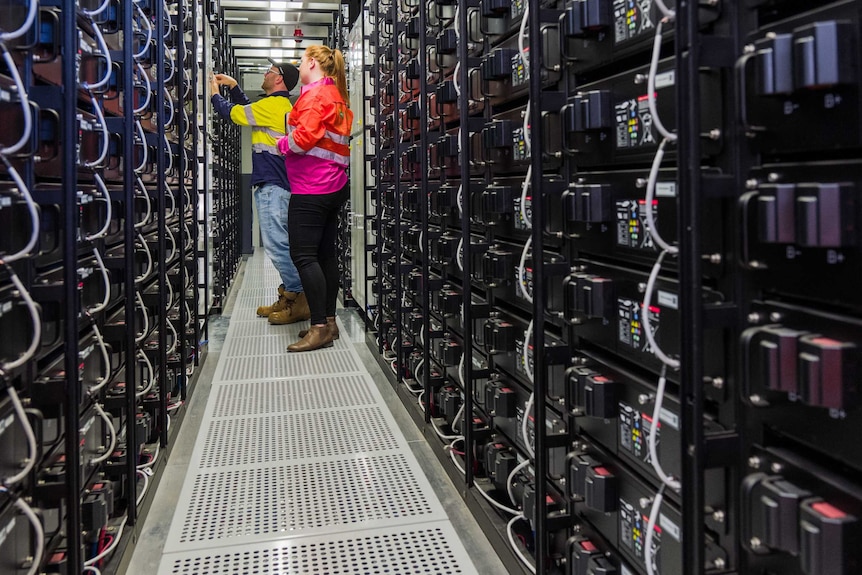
left=210, top=73, right=251, bottom=120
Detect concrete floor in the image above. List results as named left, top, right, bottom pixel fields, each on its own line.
left=127, top=257, right=506, bottom=574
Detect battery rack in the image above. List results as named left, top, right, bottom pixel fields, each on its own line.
left=0, top=0, right=212, bottom=573
left=356, top=0, right=862, bottom=573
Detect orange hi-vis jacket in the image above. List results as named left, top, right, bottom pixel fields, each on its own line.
left=278, top=78, right=353, bottom=195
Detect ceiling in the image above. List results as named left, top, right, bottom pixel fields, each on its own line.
left=218, top=0, right=342, bottom=88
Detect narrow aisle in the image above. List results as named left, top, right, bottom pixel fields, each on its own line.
left=153, top=254, right=483, bottom=574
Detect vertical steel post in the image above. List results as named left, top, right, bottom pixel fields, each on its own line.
left=677, top=2, right=706, bottom=573
left=62, top=0, right=82, bottom=568
left=528, top=0, right=547, bottom=572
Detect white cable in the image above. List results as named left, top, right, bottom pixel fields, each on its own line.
left=0, top=0, right=39, bottom=41
left=166, top=315, right=178, bottom=354
left=83, top=93, right=110, bottom=168
left=83, top=516, right=127, bottom=566
left=90, top=402, right=116, bottom=465
left=645, top=139, right=677, bottom=253
left=165, top=278, right=174, bottom=310
left=645, top=486, right=667, bottom=575
left=507, top=515, right=537, bottom=574
left=523, top=320, right=534, bottom=382
left=135, top=232, right=153, bottom=282
left=163, top=87, right=176, bottom=127
left=653, top=0, right=675, bottom=20
left=3, top=491, right=45, bottom=575
left=0, top=265, right=40, bottom=371
left=135, top=350, right=155, bottom=398
left=517, top=236, right=533, bottom=303
left=452, top=403, right=465, bottom=433
left=81, top=18, right=113, bottom=91
left=642, top=251, right=680, bottom=368
left=133, top=2, right=153, bottom=61
left=475, top=481, right=520, bottom=515
left=648, top=20, right=676, bottom=143
left=519, top=165, right=532, bottom=228
left=521, top=393, right=535, bottom=459
left=430, top=418, right=460, bottom=441
left=165, top=187, right=176, bottom=217
left=3, top=386, right=37, bottom=484
left=88, top=248, right=111, bottom=314
left=134, top=120, right=149, bottom=173
left=456, top=237, right=464, bottom=271
left=517, top=5, right=530, bottom=72
left=81, top=0, right=111, bottom=17
left=87, top=322, right=112, bottom=393
left=85, top=174, right=113, bottom=240
left=523, top=99, right=531, bottom=156
left=164, top=48, right=175, bottom=82
left=135, top=469, right=149, bottom=506
left=507, top=458, right=531, bottom=506
left=0, top=158, right=39, bottom=262
left=133, top=62, right=152, bottom=114
left=136, top=443, right=159, bottom=469
left=0, top=44, right=32, bottom=155
left=135, top=291, right=149, bottom=344
left=456, top=184, right=463, bottom=217
left=166, top=227, right=177, bottom=262
left=163, top=1, right=174, bottom=40
left=452, top=61, right=461, bottom=96
left=163, top=132, right=174, bottom=173
left=135, top=177, right=152, bottom=228
left=648, top=364, right=681, bottom=490
left=446, top=437, right=466, bottom=475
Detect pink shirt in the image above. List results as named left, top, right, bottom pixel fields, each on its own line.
left=277, top=78, right=349, bottom=195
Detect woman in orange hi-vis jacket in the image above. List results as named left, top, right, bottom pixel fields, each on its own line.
left=277, top=45, right=354, bottom=352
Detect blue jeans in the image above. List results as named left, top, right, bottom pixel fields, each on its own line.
left=253, top=183, right=302, bottom=293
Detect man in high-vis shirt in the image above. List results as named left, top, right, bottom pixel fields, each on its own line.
left=211, top=59, right=309, bottom=325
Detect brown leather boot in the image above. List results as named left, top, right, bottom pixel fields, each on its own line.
left=287, top=324, right=333, bottom=352
left=268, top=291, right=303, bottom=325
left=298, top=317, right=339, bottom=340
left=257, top=285, right=287, bottom=317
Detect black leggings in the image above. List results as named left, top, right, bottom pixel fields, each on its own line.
left=288, top=184, right=350, bottom=325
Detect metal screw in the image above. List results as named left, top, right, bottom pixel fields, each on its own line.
left=703, top=253, right=722, bottom=264
left=748, top=312, right=762, bottom=323
left=708, top=128, right=721, bottom=140
left=639, top=497, right=652, bottom=509
left=634, top=73, right=647, bottom=84
left=750, top=537, right=762, bottom=550
left=712, top=510, right=726, bottom=523
left=637, top=282, right=647, bottom=293
left=714, top=557, right=726, bottom=570
left=712, top=377, right=725, bottom=390
left=769, top=312, right=783, bottom=322
left=768, top=172, right=780, bottom=183
left=743, top=43, right=756, bottom=54
left=748, top=456, right=762, bottom=469
left=635, top=178, right=647, bottom=188
left=638, top=393, right=655, bottom=405
left=746, top=178, right=759, bottom=190
left=771, top=462, right=784, bottom=473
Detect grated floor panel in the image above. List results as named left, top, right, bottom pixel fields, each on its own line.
left=157, top=253, right=479, bottom=573
left=160, top=524, right=476, bottom=575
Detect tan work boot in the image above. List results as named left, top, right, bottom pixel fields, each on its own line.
left=267, top=292, right=308, bottom=325
left=257, top=285, right=287, bottom=317
left=287, top=324, right=333, bottom=352
left=299, top=316, right=339, bottom=340
left=290, top=292, right=311, bottom=321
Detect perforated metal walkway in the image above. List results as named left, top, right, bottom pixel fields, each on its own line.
left=157, top=255, right=480, bottom=574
